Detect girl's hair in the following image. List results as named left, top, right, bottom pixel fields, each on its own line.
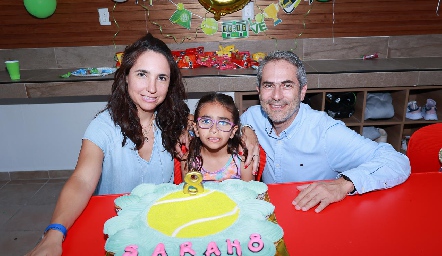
left=105, top=33, right=189, bottom=155
left=187, top=93, right=248, bottom=171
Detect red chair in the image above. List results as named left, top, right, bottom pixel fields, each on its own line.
left=407, top=123, right=442, bottom=173
left=256, top=145, right=266, bottom=181
left=173, top=158, right=183, bottom=184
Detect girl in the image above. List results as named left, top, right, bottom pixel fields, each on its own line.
left=183, top=93, right=254, bottom=182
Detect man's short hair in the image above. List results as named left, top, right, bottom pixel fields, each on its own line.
left=256, top=51, right=307, bottom=88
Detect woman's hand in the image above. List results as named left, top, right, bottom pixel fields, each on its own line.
left=241, top=126, right=260, bottom=175
left=26, top=230, right=63, bottom=256
left=27, top=140, right=104, bottom=255
left=175, top=115, right=194, bottom=160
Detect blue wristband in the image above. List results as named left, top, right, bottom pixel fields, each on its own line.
left=43, top=223, right=67, bottom=241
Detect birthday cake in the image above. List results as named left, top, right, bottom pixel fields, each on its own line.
left=104, top=177, right=287, bottom=256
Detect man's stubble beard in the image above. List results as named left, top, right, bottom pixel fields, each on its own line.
left=259, top=97, right=300, bottom=126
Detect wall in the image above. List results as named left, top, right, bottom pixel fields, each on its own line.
left=1, top=32, right=441, bottom=174
left=2, top=34, right=442, bottom=74
left=0, top=93, right=233, bottom=174
left=1, top=0, right=441, bottom=49
left=0, top=101, right=106, bottom=173
left=1, top=0, right=441, bottom=175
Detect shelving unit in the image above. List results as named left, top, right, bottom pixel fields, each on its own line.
left=235, top=85, right=442, bottom=152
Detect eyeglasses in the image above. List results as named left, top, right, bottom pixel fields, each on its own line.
left=196, top=117, right=235, bottom=132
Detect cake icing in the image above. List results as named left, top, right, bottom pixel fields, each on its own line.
left=104, top=179, right=284, bottom=256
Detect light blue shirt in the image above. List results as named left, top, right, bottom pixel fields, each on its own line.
left=241, top=104, right=410, bottom=194
left=84, top=110, right=173, bottom=195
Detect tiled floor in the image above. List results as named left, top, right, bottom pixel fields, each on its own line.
left=0, top=178, right=67, bottom=255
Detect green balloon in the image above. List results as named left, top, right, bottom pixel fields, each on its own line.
left=24, top=0, right=57, bottom=19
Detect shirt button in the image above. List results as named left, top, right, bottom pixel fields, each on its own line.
left=276, top=164, right=280, bottom=167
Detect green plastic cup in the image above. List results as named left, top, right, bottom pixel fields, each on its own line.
left=5, top=60, right=20, bottom=80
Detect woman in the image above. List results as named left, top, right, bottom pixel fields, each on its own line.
left=26, top=33, right=189, bottom=256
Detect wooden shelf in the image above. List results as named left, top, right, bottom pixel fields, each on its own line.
left=235, top=85, right=442, bottom=152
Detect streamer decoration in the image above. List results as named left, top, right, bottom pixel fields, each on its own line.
left=254, top=1, right=314, bottom=51
left=437, top=0, right=440, bottom=16
left=110, top=0, right=315, bottom=47
left=140, top=3, right=201, bottom=44
left=332, top=0, right=335, bottom=43
left=112, top=3, right=119, bottom=48
left=290, top=3, right=314, bottom=51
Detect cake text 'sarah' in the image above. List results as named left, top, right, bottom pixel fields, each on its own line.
left=104, top=179, right=284, bottom=256
left=145, top=233, right=266, bottom=255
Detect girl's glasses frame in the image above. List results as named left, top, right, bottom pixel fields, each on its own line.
left=196, top=117, right=235, bottom=132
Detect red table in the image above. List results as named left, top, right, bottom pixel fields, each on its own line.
left=62, top=172, right=442, bottom=255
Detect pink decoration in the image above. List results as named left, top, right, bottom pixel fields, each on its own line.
left=248, top=234, right=264, bottom=252
left=122, top=244, right=138, bottom=256
left=227, top=239, right=242, bottom=256
left=150, top=235, right=264, bottom=255
left=180, top=242, right=196, bottom=256
left=205, top=242, right=221, bottom=256
left=152, top=243, right=167, bottom=256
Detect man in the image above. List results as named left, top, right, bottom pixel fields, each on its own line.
left=240, top=51, right=410, bottom=213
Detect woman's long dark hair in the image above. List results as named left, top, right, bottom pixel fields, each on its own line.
left=187, top=93, right=247, bottom=172
left=106, top=33, right=189, bottom=155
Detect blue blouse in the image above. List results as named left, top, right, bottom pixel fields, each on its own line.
left=83, top=110, right=173, bottom=195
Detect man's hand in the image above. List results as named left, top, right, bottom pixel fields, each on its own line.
left=240, top=126, right=259, bottom=175
left=292, top=177, right=355, bottom=213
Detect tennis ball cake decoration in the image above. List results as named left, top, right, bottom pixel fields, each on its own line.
left=104, top=172, right=287, bottom=255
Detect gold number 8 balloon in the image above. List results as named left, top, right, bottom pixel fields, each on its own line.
left=198, top=0, right=251, bottom=21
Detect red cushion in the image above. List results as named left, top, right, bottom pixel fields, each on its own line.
left=407, top=123, right=442, bottom=173
left=173, top=158, right=183, bottom=184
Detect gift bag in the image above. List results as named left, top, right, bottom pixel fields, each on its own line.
left=364, top=93, right=394, bottom=120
